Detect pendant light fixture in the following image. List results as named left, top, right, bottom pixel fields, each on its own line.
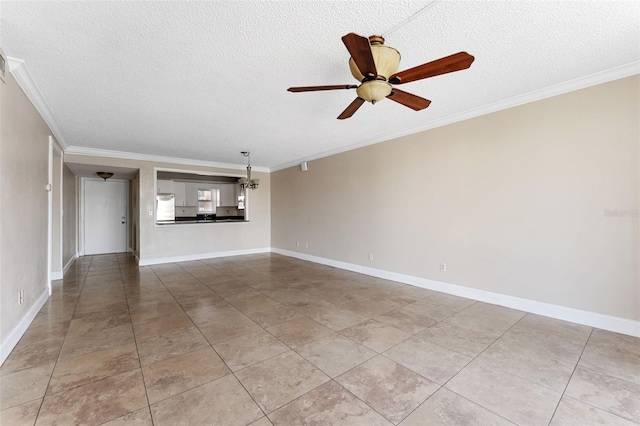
left=239, top=151, right=259, bottom=190
left=96, top=172, right=114, bottom=181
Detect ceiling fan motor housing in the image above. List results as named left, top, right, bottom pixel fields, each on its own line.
left=348, top=36, right=400, bottom=82
left=348, top=36, right=400, bottom=103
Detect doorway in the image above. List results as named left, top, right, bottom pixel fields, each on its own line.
left=83, top=179, right=128, bottom=255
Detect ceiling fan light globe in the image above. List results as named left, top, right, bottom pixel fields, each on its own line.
left=356, top=80, right=393, bottom=103
left=349, top=44, right=400, bottom=82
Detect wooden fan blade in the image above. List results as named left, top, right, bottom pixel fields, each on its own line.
left=337, top=97, right=365, bottom=120
left=342, top=33, right=377, bottom=79
left=389, top=52, right=474, bottom=85
left=386, top=88, right=431, bottom=111
left=288, top=85, right=358, bottom=92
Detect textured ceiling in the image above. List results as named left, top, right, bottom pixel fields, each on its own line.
left=2, top=1, right=639, bottom=169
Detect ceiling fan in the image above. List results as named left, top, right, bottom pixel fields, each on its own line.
left=288, top=33, right=474, bottom=119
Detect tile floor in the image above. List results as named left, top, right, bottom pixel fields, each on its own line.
left=0, top=253, right=639, bottom=425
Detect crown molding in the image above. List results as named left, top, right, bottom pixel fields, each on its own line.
left=271, top=61, right=640, bottom=172
left=7, top=56, right=69, bottom=149
left=64, top=146, right=271, bottom=173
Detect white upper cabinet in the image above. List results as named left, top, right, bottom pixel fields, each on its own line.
left=219, top=184, right=238, bottom=206
left=157, top=179, right=174, bottom=194
left=173, top=182, right=186, bottom=206
left=185, top=183, right=198, bottom=207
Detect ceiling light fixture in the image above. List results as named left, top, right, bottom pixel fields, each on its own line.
left=349, top=35, right=399, bottom=104
left=96, top=171, right=114, bottom=181
left=239, top=151, right=259, bottom=190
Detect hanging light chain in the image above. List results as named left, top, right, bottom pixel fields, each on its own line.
left=382, top=0, right=441, bottom=37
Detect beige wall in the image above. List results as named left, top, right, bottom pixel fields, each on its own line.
left=64, top=154, right=271, bottom=262
left=62, top=164, right=77, bottom=265
left=0, top=71, right=51, bottom=343
left=271, top=76, right=639, bottom=321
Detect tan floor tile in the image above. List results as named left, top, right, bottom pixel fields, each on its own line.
left=235, top=350, right=330, bottom=413
left=445, top=360, right=561, bottom=426
left=300, top=305, right=369, bottom=331
left=399, top=388, right=513, bottom=426
left=19, top=321, right=70, bottom=344
left=384, top=337, right=472, bottom=385
left=229, top=294, right=282, bottom=313
left=137, top=326, right=209, bottom=365
left=249, top=417, right=273, bottom=426
left=47, top=342, right=140, bottom=395
left=266, top=317, right=334, bottom=348
left=336, top=356, right=439, bottom=424
left=0, top=398, right=42, bottom=426
left=444, top=312, right=520, bottom=339
left=416, top=322, right=496, bottom=358
left=476, top=333, right=576, bottom=391
left=565, top=366, right=640, bottom=423
left=316, top=287, right=368, bottom=305
left=0, top=363, right=54, bottom=410
left=213, top=330, right=289, bottom=372
left=269, top=381, right=392, bottom=425
left=507, top=323, right=589, bottom=364
left=177, top=293, right=225, bottom=310
left=341, top=298, right=399, bottom=317
left=295, top=334, right=376, bottom=378
left=36, top=369, right=147, bottom=425
left=219, top=285, right=262, bottom=301
left=6, top=255, right=639, bottom=425
left=402, top=298, right=460, bottom=322
left=129, top=301, right=183, bottom=323
left=72, top=299, right=128, bottom=316
left=550, top=396, right=637, bottom=426
left=580, top=329, right=640, bottom=385
left=66, top=309, right=131, bottom=337
left=340, top=319, right=411, bottom=353
left=374, top=308, right=438, bottom=334
left=184, top=301, right=241, bottom=325
left=101, top=407, right=153, bottom=424
left=197, top=314, right=261, bottom=344
left=245, top=305, right=303, bottom=328
left=132, top=312, right=193, bottom=340
left=126, top=291, right=177, bottom=308
left=0, top=339, right=63, bottom=377
left=58, top=323, right=135, bottom=360
left=517, top=313, right=592, bottom=340
left=143, top=347, right=230, bottom=404
left=150, top=374, right=263, bottom=426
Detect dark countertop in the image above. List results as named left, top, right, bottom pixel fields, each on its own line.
left=158, top=217, right=246, bottom=225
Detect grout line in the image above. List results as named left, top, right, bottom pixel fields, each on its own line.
left=34, top=254, right=93, bottom=423
left=120, top=253, right=155, bottom=425
left=546, top=327, right=594, bottom=425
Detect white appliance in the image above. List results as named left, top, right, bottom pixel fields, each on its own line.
left=156, top=193, right=175, bottom=221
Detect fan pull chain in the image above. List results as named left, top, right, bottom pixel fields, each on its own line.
left=382, top=0, right=441, bottom=37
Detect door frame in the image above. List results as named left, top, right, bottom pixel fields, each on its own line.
left=47, top=136, right=63, bottom=294
left=80, top=177, right=130, bottom=256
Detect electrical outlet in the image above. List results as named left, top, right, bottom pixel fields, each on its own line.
left=439, top=262, right=447, bottom=272
left=148, top=210, right=153, bottom=216
left=296, top=242, right=300, bottom=247
left=368, top=253, right=374, bottom=261
left=305, top=242, right=309, bottom=248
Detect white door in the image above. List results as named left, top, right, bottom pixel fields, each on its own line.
left=84, top=179, right=128, bottom=255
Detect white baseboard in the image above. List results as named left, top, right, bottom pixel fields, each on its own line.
left=138, top=247, right=271, bottom=266
left=0, top=288, right=50, bottom=366
left=51, top=254, right=79, bottom=280
left=271, top=248, right=640, bottom=338
left=63, top=253, right=79, bottom=276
